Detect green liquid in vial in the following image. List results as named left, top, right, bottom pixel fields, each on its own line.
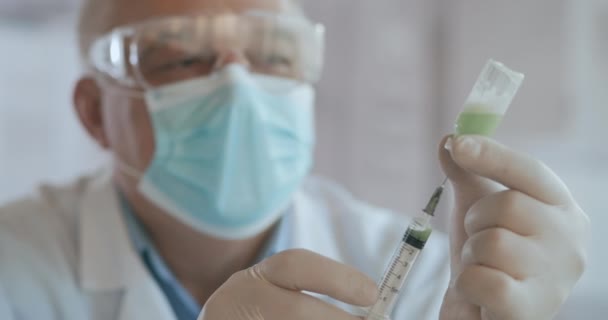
left=409, top=227, right=432, bottom=242
left=455, top=111, right=503, bottom=136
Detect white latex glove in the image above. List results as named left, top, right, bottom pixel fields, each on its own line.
left=438, top=135, right=590, bottom=320
left=199, top=249, right=378, bottom=320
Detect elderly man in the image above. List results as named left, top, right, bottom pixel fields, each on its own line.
left=0, top=0, right=589, bottom=319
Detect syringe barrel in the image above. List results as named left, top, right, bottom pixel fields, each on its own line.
left=365, top=217, right=432, bottom=320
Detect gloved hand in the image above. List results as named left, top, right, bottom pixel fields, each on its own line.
left=199, top=249, right=378, bottom=320
left=438, top=135, right=590, bottom=320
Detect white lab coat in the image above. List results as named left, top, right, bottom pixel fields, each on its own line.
left=0, top=170, right=450, bottom=320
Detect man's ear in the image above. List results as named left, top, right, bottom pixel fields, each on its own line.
left=73, top=77, right=110, bottom=149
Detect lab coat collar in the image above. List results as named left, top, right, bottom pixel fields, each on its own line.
left=80, top=169, right=176, bottom=320
left=80, top=169, right=134, bottom=291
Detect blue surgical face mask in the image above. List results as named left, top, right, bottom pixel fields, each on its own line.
left=121, top=65, right=315, bottom=240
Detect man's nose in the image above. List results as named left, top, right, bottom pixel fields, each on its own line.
left=214, top=50, right=250, bottom=70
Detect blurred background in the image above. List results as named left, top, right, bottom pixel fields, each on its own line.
left=0, top=0, right=606, bottom=318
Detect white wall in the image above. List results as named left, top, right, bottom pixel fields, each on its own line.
left=306, top=0, right=442, bottom=221
left=0, top=15, right=107, bottom=202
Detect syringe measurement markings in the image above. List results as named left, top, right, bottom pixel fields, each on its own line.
left=377, top=247, right=413, bottom=296
left=379, top=267, right=400, bottom=291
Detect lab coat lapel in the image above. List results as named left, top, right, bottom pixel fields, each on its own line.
left=117, top=269, right=177, bottom=320
left=80, top=170, right=176, bottom=320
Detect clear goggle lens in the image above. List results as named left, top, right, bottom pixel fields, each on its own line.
left=89, top=11, right=325, bottom=89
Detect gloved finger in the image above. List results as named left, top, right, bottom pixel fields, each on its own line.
left=455, top=264, right=523, bottom=319
left=446, top=135, right=573, bottom=206
left=205, top=268, right=365, bottom=320
left=461, top=228, right=546, bottom=280
left=464, top=190, right=560, bottom=237
left=438, top=289, right=482, bottom=320
left=276, top=290, right=371, bottom=320
left=255, top=249, right=378, bottom=307
left=439, top=135, right=503, bottom=209
left=254, top=281, right=368, bottom=320
left=438, top=135, right=503, bottom=274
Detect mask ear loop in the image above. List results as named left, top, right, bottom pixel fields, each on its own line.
left=94, top=40, right=152, bottom=182
left=86, top=26, right=152, bottom=180
left=93, top=74, right=146, bottom=100
left=89, top=32, right=148, bottom=180
left=114, top=158, right=144, bottom=180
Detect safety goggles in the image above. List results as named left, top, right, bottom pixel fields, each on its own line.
left=88, top=11, right=325, bottom=89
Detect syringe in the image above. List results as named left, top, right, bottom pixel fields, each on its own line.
left=364, top=181, right=446, bottom=320
left=365, top=59, right=525, bottom=320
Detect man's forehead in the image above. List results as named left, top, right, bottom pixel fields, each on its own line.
left=107, top=0, right=286, bottom=31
